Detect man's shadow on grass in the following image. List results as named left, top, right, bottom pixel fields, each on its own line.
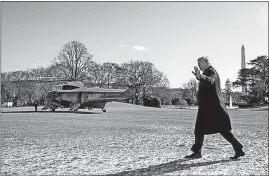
left=103, top=158, right=235, bottom=176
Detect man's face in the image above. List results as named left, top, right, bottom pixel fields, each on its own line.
left=197, top=60, right=206, bottom=71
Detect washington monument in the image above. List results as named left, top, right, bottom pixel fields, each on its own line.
left=241, top=45, right=247, bottom=95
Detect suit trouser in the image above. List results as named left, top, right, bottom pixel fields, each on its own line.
left=191, top=131, right=243, bottom=154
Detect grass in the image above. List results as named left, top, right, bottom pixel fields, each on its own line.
left=1, top=102, right=268, bottom=176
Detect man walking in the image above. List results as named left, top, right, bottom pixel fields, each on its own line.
left=185, top=56, right=245, bottom=160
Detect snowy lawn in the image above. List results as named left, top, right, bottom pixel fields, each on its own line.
left=1, top=102, right=268, bottom=175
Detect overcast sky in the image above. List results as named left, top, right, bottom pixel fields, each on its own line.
left=2, top=2, right=268, bottom=88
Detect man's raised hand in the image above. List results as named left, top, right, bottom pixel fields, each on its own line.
left=192, top=66, right=201, bottom=79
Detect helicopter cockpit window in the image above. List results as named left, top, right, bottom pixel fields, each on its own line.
left=62, top=85, right=80, bottom=90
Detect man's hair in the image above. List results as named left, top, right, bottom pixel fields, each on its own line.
left=197, top=56, right=210, bottom=64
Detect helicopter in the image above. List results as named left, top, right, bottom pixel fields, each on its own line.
left=41, top=81, right=128, bottom=112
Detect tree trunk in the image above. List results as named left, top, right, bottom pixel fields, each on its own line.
left=135, top=87, right=139, bottom=105
left=143, top=86, right=146, bottom=106
left=135, top=95, right=139, bottom=105
left=108, top=75, right=110, bottom=88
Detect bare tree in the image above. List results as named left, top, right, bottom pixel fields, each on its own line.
left=89, top=62, right=107, bottom=88
left=118, top=60, right=170, bottom=105
left=182, top=78, right=198, bottom=98
left=102, top=62, right=119, bottom=88
left=181, top=78, right=199, bottom=105
left=151, top=69, right=170, bottom=88
left=54, top=41, right=93, bottom=81
left=1, top=70, right=36, bottom=104
left=46, top=64, right=66, bottom=78
left=1, top=72, right=13, bottom=102
left=29, top=67, right=48, bottom=78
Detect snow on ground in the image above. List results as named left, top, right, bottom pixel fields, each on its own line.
left=1, top=102, right=268, bottom=175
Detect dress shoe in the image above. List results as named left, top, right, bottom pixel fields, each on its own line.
left=184, top=152, right=202, bottom=159
left=229, top=149, right=245, bottom=159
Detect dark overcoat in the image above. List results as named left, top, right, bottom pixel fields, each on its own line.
left=195, top=66, right=232, bottom=135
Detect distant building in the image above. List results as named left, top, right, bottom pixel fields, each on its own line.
left=147, top=87, right=183, bottom=99
left=171, top=88, right=184, bottom=98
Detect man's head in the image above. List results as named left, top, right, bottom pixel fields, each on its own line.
left=197, top=56, right=211, bottom=71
